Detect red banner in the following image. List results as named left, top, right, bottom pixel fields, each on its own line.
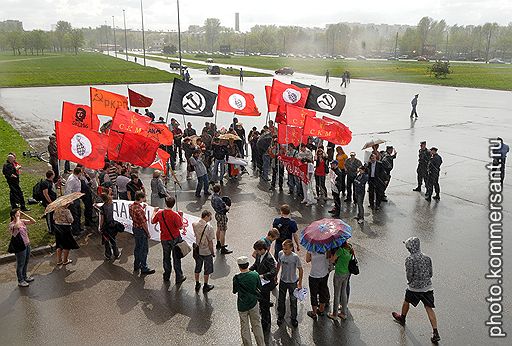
left=278, top=155, right=309, bottom=184
left=55, top=121, right=108, bottom=169
left=90, top=87, right=129, bottom=117
left=277, top=124, right=308, bottom=146
left=146, top=123, right=174, bottom=145
left=128, top=88, right=153, bottom=108
left=321, top=116, right=352, bottom=145
left=303, top=116, right=352, bottom=145
left=111, top=108, right=151, bottom=135
left=61, top=102, right=99, bottom=131
left=150, top=148, right=171, bottom=174
left=286, top=105, right=316, bottom=127
left=108, top=132, right=160, bottom=167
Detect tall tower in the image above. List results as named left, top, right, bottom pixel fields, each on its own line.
left=235, top=13, right=240, bottom=32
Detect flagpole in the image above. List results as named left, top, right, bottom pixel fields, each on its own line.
left=112, top=16, right=117, bottom=58
left=140, top=0, right=146, bottom=66
left=214, top=109, right=218, bottom=128
left=123, top=9, right=128, bottom=61
left=176, top=0, right=183, bottom=78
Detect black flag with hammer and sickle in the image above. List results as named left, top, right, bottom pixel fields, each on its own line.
left=304, top=85, right=346, bottom=116
left=168, top=78, right=217, bottom=117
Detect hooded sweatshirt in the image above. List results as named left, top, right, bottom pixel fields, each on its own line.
left=404, top=237, right=433, bottom=292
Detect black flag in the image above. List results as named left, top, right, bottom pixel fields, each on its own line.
left=291, top=80, right=310, bottom=89
left=304, top=85, right=346, bottom=116
left=168, top=78, right=217, bottom=117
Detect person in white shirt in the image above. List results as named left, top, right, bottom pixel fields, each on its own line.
left=64, top=167, right=83, bottom=235
left=301, top=158, right=315, bottom=206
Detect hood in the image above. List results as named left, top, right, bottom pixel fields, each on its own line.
left=404, top=237, right=421, bottom=254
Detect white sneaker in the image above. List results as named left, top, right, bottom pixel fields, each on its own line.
left=18, top=281, right=29, bottom=287
left=357, top=219, right=364, bottom=224
left=25, top=276, right=35, bottom=282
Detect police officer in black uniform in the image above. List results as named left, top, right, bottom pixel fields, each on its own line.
left=425, top=147, right=443, bottom=201
left=413, top=141, right=430, bottom=192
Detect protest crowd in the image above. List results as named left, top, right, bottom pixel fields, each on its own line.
left=6, top=76, right=509, bottom=345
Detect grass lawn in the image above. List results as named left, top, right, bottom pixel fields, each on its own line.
left=178, top=54, right=512, bottom=91
left=0, top=52, right=178, bottom=87
left=0, top=114, right=53, bottom=254
left=128, top=52, right=272, bottom=78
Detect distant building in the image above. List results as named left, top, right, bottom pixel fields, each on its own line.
left=235, top=13, right=240, bottom=32
left=0, top=20, right=23, bottom=31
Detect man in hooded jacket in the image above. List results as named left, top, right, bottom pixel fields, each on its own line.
left=392, top=237, right=440, bottom=344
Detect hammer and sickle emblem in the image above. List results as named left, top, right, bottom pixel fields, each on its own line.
left=317, top=93, right=336, bottom=110
left=182, top=91, right=206, bottom=114
left=92, top=92, right=103, bottom=102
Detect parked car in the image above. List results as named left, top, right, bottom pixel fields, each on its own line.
left=416, top=56, right=429, bottom=62
left=275, top=67, right=294, bottom=75
left=169, top=62, right=187, bottom=70
left=206, top=65, right=221, bottom=75
left=206, top=58, right=214, bottom=63
left=356, top=55, right=367, bottom=60
left=387, top=56, right=398, bottom=61
left=488, top=58, right=505, bottom=64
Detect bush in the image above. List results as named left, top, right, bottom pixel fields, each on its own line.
left=429, top=60, right=451, bottom=79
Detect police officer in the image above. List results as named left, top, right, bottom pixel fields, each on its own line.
left=425, top=147, right=443, bottom=201
left=413, top=141, right=430, bottom=192
left=381, top=146, right=397, bottom=202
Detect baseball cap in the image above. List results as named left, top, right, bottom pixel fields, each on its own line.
left=237, top=256, right=249, bottom=265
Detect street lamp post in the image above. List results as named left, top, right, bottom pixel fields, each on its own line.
left=140, top=0, right=146, bottom=66
left=112, top=16, right=117, bottom=57
left=177, top=0, right=183, bottom=77
left=123, top=9, right=128, bottom=61
left=105, top=20, right=109, bottom=56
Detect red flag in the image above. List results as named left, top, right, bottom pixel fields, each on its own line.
left=55, top=121, right=108, bottom=170
left=265, top=86, right=278, bottom=113
left=304, top=116, right=352, bottom=145
left=277, top=124, right=308, bottom=146
left=146, top=123, right=174, bottom=145
left=108, top=132, right=160, bottom=167
left=285, top=105, right=316, bottom=127
left=111, top=108, right=151, bottom=135
left=128, top=88, right=153, bottom=108
left=269, top=79, right=309, bottom=107
left=61, top=102, right=100, bottom=131
left=278, top=155, right=310, bottom=184
left=150, top=148, right=171, bottom=174
left=90, top=87, right=129, bottom=117
left=217, top=85, right=260, bottom=116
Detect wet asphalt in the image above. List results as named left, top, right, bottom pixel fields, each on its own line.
left=0, top=56, right=511, bottom=345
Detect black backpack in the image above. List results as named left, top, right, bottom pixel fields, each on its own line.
left=32, top=179, right=44, bottom=202
left=276, top=219, right=291, bottom=242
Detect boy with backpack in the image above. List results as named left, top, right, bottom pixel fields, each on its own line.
left=272, top=204, right=300, bottom=259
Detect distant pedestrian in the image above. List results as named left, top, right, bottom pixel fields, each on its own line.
left=239, top=68, right=244, bottom=83
left=413, top=141, right=430, bottom=192
left=353, top=166, right=368, bottom=224
left=410, top=94, right=419, bottom=118
left=189, top=150, right=210, bottom=197
left=272, top=204, right=300, bottom=259
left=98, top=193, right=121, bottom=261
left=392, top=237, right=440, bottom=344
left=425, top=147, right=442, bottom=201
left=211, top=184, right=233, bottom=254
left=129, top=191, right=155, bottom=275
left=9, top=209, right=36, bottom=287
left=3, top=154, right=29, bottom=211
left=184, top=69, right=191, bottom=82
left=276, top=239, right=303, bottom=328
left=233, top=256, right=265, bottom=345
left=192, top=209, right=215, bottom=292
left=492, top=137, right=509, bottom=185
left=325, top=69, right=330, bottom=83
left=151, top=196, right=186, bottom=284
left=306, top=250, right=330, bottom=320
left=134, top=57, right=137, bottom=63
left=340, top=72, right=347, bottom=88
left=328, top=241, right=353, bottom=320
left=250, top=240, right=277, bottom=332
left=53, top=204, right=80, bottom=265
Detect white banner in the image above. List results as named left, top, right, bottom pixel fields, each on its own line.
left=112, top=199, right=200, bottom=245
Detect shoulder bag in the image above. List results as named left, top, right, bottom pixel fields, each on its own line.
left=8, top=232, right=26, bottom=254
left=193, top=224, right=208, bottom=260
left=162, top=210, right=191, bottom=258
left=348, top=254, right=360, bottom=275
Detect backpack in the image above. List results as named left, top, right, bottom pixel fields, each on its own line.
left=32, top=179, right=44, bottom=202
left=276, top=219, right=291, bottom=242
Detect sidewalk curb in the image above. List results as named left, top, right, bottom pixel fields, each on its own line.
left=0, top=245, right=53, bottom=265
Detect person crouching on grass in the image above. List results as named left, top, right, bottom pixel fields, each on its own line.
left=276, top=239, right=303, bottom=328
left=233, top=256, right=265, bottom=346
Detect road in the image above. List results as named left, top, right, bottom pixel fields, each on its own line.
left=0, top=54, right=511, bottom=345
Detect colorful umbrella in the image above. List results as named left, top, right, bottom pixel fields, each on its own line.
left=300, top=218, right=352, bottom=253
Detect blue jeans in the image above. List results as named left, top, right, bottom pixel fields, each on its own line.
left=133, top=227, right=149, bottom=271
left=162, top=237, right=184, bottom=281
left=196, top=174, right=209, bottom=196
left=212, top=159, right=225, bottom=182
left=15, top=245, right=30, bottom=283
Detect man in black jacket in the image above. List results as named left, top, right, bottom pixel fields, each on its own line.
left=366, top=153, right=387, bottom=210
left=211, top=138, right=229, bottom=186
left=3, top=154, right=28, bottom=211
left=413, top=141, right=430, bottom=192
left=250, top=239, right=277, bottom=332
left=425, top=147, right=443, bottom=201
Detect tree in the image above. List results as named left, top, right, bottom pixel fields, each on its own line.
left=6, top=31, right=22, bottom=55
left=204, top=18, right=221, bottom=53
left=429, top=60, right=451, bottom=78
left=69, top=29, right=84, bottom=54
left=55, top=20, right=72, bottom=51
left=162, top=44, right=177, bottom=54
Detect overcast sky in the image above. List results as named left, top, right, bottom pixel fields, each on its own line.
left=3, top=0, right=512, bottom=31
